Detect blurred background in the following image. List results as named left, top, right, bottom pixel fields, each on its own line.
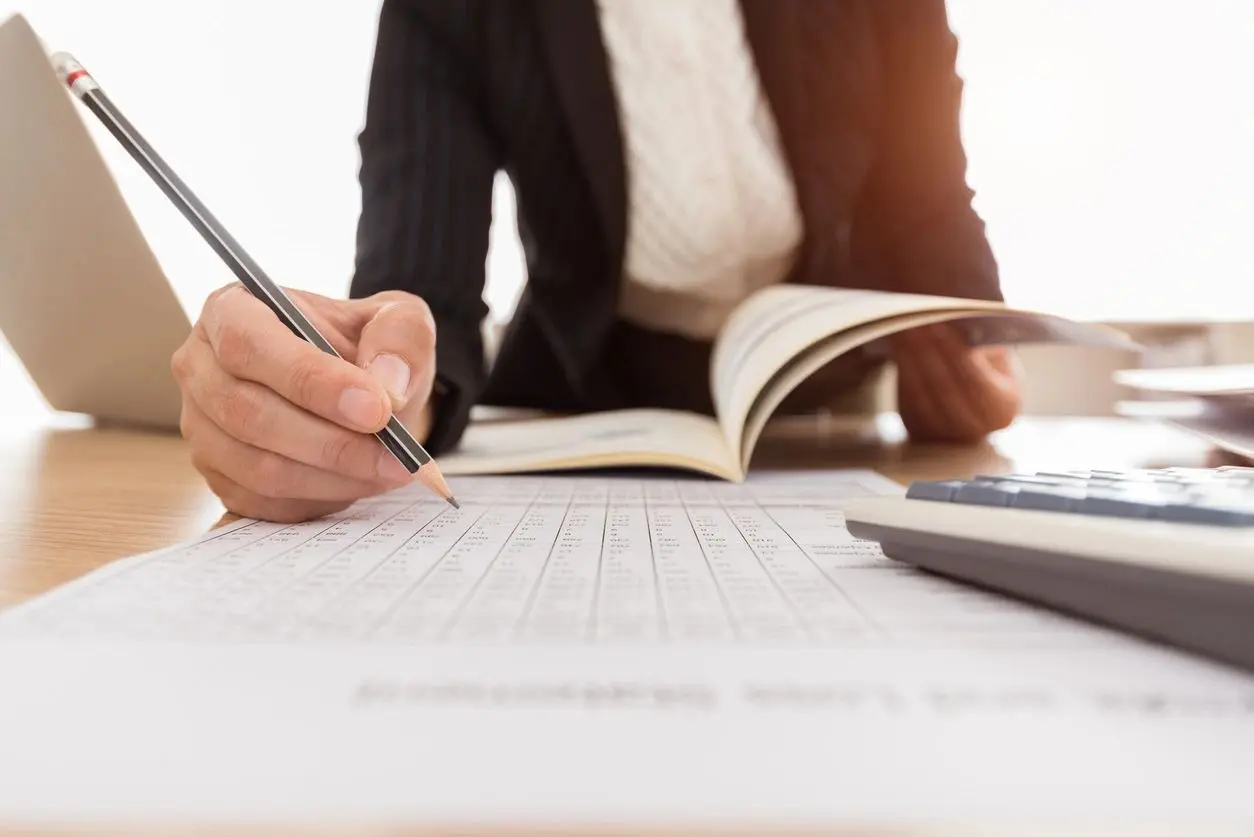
left=3, top=0, right=1253, bottom=423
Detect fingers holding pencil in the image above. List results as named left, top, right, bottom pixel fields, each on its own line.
left=50, top=50, right=458, bottom=518
left=173, top=285, right=443, bottom=521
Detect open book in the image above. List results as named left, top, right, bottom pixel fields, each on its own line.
left=438, top=285, right=1138, bottom=481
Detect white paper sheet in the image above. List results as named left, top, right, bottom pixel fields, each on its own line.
left=0, top=470, right=1117, bottom=650
left=0, top=471, right=912, bottom=647
left=2, top=470, right=1254, bottom=827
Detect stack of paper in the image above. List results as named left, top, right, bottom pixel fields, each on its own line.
left=1116, top=364, right=1254, bottom=461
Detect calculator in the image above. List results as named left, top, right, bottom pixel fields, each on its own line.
left=842, top=467, right=1254, bottom=673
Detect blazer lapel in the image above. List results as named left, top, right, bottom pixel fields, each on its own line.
left=531, top=0, right=627, bottom=274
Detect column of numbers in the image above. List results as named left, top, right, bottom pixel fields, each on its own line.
left=678, top=483, right=804, bottom=642
left=644, top=482, right=734, bottom=641
left=720, top=501, right=874, bottom=641
left=517, top=481, right=608, bottom=642
left=594, top=482, right=660, bottom=641
left=375, top=489, right=539, bottom=641
left=449, top=483, right=573, bottom=641
left=762, top=507, right=888, bottom=570
left=284, top=502, right=451, bottom=640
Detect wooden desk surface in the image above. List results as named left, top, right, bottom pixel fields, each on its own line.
left=0, top=415, right=1235, bottom=837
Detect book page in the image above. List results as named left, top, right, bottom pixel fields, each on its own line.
left=432, top=408, right=740, bottom=481
left=2, top=472, right=1254, bottom=823
left=735, top=310, right=1138, bottom=467
left=710, top=286, right=1006, bottom=447
left=736, top=309, right=965, bottom=464
left=712, top=286, right=1140, bottom=467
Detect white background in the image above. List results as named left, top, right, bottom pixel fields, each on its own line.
left=2, top=0, right=1253, bottom=418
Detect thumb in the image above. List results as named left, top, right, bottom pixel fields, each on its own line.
left=354, top=293, right=437, bottom=412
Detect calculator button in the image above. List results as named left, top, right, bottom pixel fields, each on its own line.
left=1011, top=486, right=1086, bottom=512
left=905, top=481, right=966, bottom=502
left=1077, top=488, right=1168, bottom=519
left=1155, top=501, right=1254, bottom=527
left=952, top=482, right=1020, bottom=507
left=906, top=469, right=1254, bottom=526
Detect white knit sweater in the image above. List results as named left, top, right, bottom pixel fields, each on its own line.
left=596, top=0, right=803, bottom=341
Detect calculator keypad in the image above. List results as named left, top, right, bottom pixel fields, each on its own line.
left=906, top=468, right=1254, bottom=526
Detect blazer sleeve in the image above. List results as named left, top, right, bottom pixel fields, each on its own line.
left=349, top=0, right=500, bottom=454
left=852, top=0, right=1003, bottom=303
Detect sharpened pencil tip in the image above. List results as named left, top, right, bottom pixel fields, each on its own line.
left=415, top=462, right=456, bottom=508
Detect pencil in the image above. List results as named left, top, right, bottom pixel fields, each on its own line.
left=50, top=51, right=459, bottom=510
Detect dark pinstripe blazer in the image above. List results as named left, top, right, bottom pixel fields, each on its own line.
left=348, top=0, right=1003, bottom=454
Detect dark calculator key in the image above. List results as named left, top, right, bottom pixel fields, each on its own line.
left=953, top=481, right=1021, bottom=507
left=906, top=469, right=1254, bottom=526
left=996, top=474, right=1086, bottom=488
left=905, top=481, right=966, bottom=502
left=1077, top=488, right=1168, bottom=519
left=1012, top=485, right=1087, bottom=512
left=1089, top=470, right=1151, bottom=482
left=1155, top=502, right=1254, bottom=527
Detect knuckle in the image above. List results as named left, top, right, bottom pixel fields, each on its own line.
left=170, top=343, right=193, bottom=383
left=408, top=294, right=433, bottom=323
left=374, top=289, right=416, bottom=306
left=412, top=298, right=437, bottom=340
left=241, top=452, right=292, bottom=499
left=287, top=354, right=328, bottom=410
left=414, top=315, right=437, bottom=351
left=385, top=294, right=436, bottom=338
left=197, top=284, right=241, bottom=333
left=320, top=430, right=373, bottom=477
left=216, top=386, right=265, bottom=444
left=213, top=319, right=256, bottom=372
left=207, top=282, right=243, bottom=305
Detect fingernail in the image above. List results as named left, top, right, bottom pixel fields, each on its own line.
left=368, top=353, right=411, bottom=402
left=378, top=449, right=412, bottom=483
left=339, top=387, right=386, bottom=430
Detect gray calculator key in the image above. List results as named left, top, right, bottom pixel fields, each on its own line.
left=1077, top=488, right=1166, bottom=519
left=1155, top=502, right=1254, bottom=526
left=909, top=468, right=1254, bottom=526
left=953, top=481, right=1020, bottom=507
left=996, top=473, right=1086, bottom=488
left=1088, top=470, right=1150, bottom=482
left=905, top=481, right=966, bottom=502
left=1011, top=485, right=1087, bottom=512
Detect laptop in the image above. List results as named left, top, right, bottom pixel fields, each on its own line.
left=0, top=13, right=188, bottom=430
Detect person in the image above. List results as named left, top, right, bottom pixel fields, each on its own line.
left=171, top=0, right=1023, bottom=523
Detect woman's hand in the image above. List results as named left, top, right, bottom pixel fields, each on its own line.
left=172, top=285, right=438, bottom=523
left=891, top=324, right=1023, bottom=443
